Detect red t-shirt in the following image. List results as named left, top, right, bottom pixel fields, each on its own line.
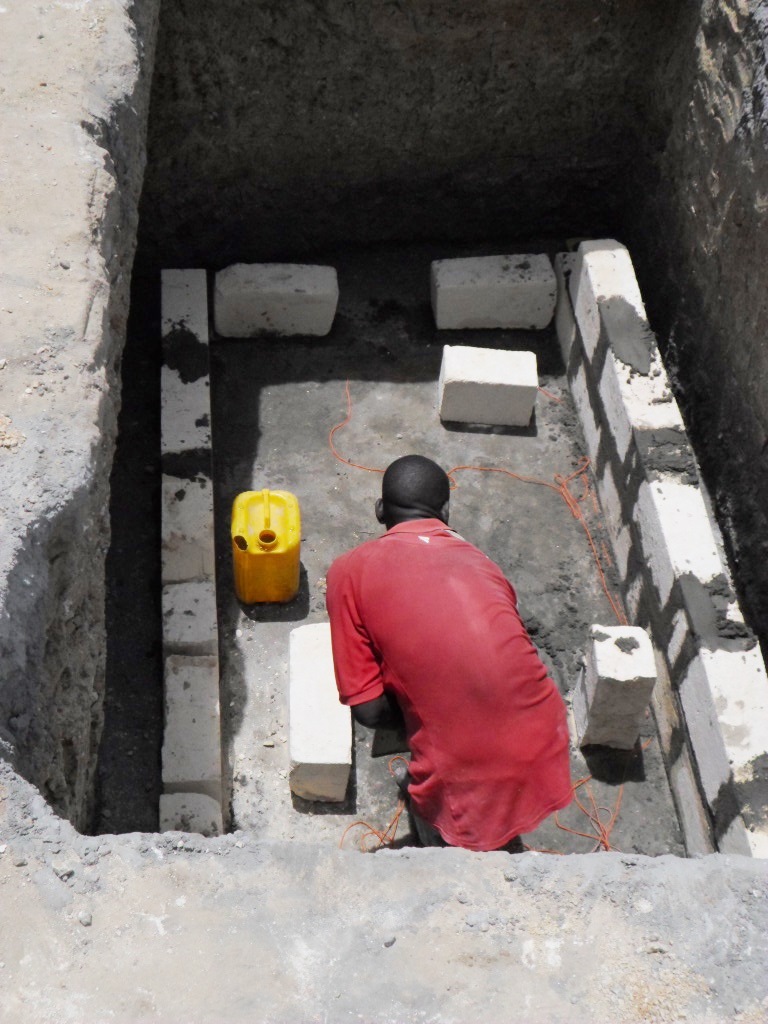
left=326, top=519, right=572, bottom=851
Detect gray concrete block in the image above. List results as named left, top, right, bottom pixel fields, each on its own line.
left=430, top=253, right=556, bottom=329
left=576, top=625, right=656, bottom=749
left=162, top=581, right=218, bottom=656
left=161, top=474, right=215, bottom=584
left=161, top=269, right=209, bottom=342
left=162, top=655, right=222, bottom=802
left=214, top=263, right=339, bottom=337
left=289, top=622, right=352, bottom=802
left=438, top=345, right=538, bottom=427
left=159, top=793, right=223, bottom=836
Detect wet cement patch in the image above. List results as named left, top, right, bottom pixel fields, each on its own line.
left=210, top=243, right=684, bottom=856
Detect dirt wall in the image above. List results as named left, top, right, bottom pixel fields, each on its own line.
left=628, top=0, right=768, bottom=653
left=138, top=0, right=680, bottom=267
left=0, top=1, right=160, bottom=829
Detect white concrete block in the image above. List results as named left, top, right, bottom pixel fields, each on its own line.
left=681, top=647, right=768, bottom=856
left=214, top=263, right=339, bottom=337
left=576, top=625, right=656, bottom=749
left=554, top=253, right=578, bottom=364
left=678, top=653, right=731, bottom=808
left=438, top=345, right=538, bottom=427
left=289, top=622, right=352, bottom=802
left=161, top=366, right=211, bottom=454
left=162, top=581, right=218, bottom=656
left=570, top=240, right=645, bottom=364
left=159, top=793, right=222, bottom=836
left=161, top=474, right=215, bottom=584
left=597, top=461, right=623, bottom=544
left=634, top=479, right=677, bottom=607
left=704, top=646, right=768, bottom=772
left=163, top=655, right=222, bottom=801
left=568, top=361, right=601, bottom=463
left=596, top=347, right=635, bottom=464
left=430, top=254, right=556, bottom=330
left=648, top=479, right=722, bottom=585
left=161, top=269, right=209, bottom=343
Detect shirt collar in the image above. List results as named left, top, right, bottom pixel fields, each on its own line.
left=384, top=518, right=455, bottom=537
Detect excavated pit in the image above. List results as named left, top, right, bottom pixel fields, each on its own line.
left=4, top=2, right=765, bottom=852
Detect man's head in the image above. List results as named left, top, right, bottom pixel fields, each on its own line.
left=375, top=455, right=450, bottom=529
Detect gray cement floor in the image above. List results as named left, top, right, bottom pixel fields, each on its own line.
left=210, top=243, right=684, bottom=856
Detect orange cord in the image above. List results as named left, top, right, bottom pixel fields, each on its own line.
left=328, top=382, right=638, bottom=853
left=328, top=379, right=385, bottom=475
left=339, top=757, right=408, bottom=852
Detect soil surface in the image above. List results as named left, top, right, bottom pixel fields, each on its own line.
left=98, top=242, right=683, bottom=857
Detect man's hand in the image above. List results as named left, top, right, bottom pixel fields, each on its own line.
left=351, top=692, right=404, bottom=731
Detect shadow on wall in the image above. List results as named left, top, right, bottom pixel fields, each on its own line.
left=137, top=0, right=683, bottom=266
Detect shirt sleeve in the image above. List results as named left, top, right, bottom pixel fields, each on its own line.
left=326, top=556, right=385, bottom=707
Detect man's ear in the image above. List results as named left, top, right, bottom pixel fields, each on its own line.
left=375, top=498, right=386, bottom=524
left=439, top=499, right=450, bottom=524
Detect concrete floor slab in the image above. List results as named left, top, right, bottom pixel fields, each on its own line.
left=210, top=244, right=684, bottom=857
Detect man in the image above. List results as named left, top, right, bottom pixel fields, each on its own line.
left=326, top=454, right=572, bottom=851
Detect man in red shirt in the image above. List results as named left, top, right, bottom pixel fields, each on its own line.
left=326, top=454, right=572, bottom=851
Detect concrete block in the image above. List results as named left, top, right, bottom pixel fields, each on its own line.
left=575, top=625, right=656, bottom=749
left=161, top=366, right=211, bottom=454
left=161, top=269, right=209, bottom=343
left=677, top=653, right=732, bottom=808
left=214, top=263, right=339, bottom=337
left=162, top=581, right=218, bottom=656
left=554, top=252, right=578, bottom=364
left=568, top=360, right=601, bottom=463
left=430, top=254, right=556, bottom=330
left=438, top=345, right=538, bottom=427
left=159, top=793, right=223, bottom=836
left=289, top=622, right=352, bottom=802
left=698, top=646, right=768, bottom=856
left=570, top=240, right=645, bottom=364
left=161, top=474, right=215, bottom=583
left=648, top=479, right=722, bottom=589
left=162, top=655, right=222, bottom=801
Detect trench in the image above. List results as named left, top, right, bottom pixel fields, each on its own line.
left=92, top=240, right=686, bottom=854
left=71, top=1, right=764, bottom=848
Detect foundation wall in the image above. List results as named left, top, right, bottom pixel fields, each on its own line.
left=628, top=1, right=768, bottom=656
left=0, top=1, right=161, bottom=829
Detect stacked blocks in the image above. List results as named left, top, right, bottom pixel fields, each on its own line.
left=438, top=345, right=538, bottom=427
left=214, top=263, right=339, bottom=337
left=160, top=269, right=223, bottom=836
left=288, top=622, right=352, bottom=802
left=573, top=626, right=656, bottom=749
left=430, top=254, right=556, bottom=330
left=557, top=239, right=768, bottom=856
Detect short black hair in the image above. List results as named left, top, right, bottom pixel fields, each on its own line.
left=382, top=455, right=450, bottom=517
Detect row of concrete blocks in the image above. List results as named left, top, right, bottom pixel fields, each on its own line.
left=213, top=254, right=558, bottom=337
left=158, top=270, right=354, bottom=818
left=556, top=240, right=768, bottom=857
left=159, top=269, right=223, bottom=836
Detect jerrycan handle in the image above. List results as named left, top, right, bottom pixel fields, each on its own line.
left=258, top=488, right=278, bottom=549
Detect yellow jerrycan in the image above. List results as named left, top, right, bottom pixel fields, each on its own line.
left=231, top=489, right=301, bottom=603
